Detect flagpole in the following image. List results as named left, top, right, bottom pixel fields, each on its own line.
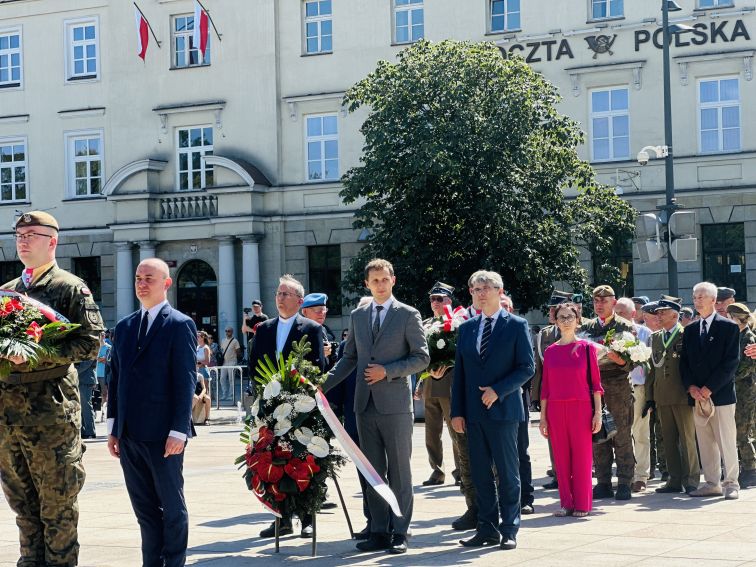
left=133, top=2, right=162, bottom=48
left=196, top=0, right=222, bottom=42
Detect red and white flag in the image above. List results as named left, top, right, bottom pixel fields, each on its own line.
left=193, top=1, right=210, bottom=59
left=134, top=7, right=149, bottom=60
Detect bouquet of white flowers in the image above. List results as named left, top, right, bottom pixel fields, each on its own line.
left=422, top=305, right=468, bottom=377
left=603, top=328, right=652, bottom=371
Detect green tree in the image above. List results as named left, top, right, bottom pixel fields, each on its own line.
left=340, top=40, right=635, bottom=314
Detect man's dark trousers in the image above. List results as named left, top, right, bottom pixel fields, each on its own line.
left=518, top=390, right=534, bottom=507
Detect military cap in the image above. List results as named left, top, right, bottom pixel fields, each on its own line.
left=680, top=307, right=695, bottom=318
left=660, top=294, right=683, bottom=304
left=251, top=299, right=262, bottom=306
left=726, top=302, right=751, bottom=317
left=716, top=287, right=736, bottom=301
left=571, top=293, right=584, bottom=304
left=592, top=285, right=615, bottom=298
left=15, top=210, right=59, bottom=232
left=428, top=281, right=454, bottom=298
left=548, top=290, right=573, bottom=307
left=302, top=293, right=328, bottom=308
left=631, top=296, right=650, bottom=306
left=641, top=301, right=660, bottom=314
left=656, top=298, right=681, bottom=312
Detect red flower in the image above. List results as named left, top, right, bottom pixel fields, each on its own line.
left=25, top=321, right=43, bottom=343
left=268, top=483, right=287, bottom=501
left=254, top=426, right=275, bottom=451
left=291, top=368, right=298, bottom=376
left=284, top=457, right=317, bottom=492
left=300, top=377, right=306, bottom=384
left=273, top=445, right=292, bottom=460
left=249, top=472, right=264, bottom=493
left=303, top=454, right=321, bottom=475
left=253, top=451, right=284, bottom=483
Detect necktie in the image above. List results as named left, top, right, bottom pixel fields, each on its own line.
left=480, top=317, right=493, bottom=358
left=137, top=311, right=149, bottom=348
left=700, top=319, right=708, bottom=347
left=372, top=305, right=384, bottom=341
left=664, top=331, right=671, bottom=344
left=21, top=268, right=33, bottom=288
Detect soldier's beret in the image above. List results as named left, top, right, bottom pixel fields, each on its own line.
left=656, top=298, right=681, bottom=312
left=641, top=301, right=660, bottom=314
left=252, top=300, right=262, bottom=306
left=716, top=287, right=736, bottom=301
left=302, top=293, right=328, bottom=308
left=726, top=302, right=751, bottom=317
left=592, top=285, right=615, bottom=298
left=428, top=281, right=454, bottom=298
left=548, top=290, right=573, bottom=307
left=15, top=211, right=59, bottom=232
left=680, top=307, right=695, bottom=318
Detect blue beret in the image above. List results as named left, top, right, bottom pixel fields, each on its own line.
left=302, top=293, right=328, bottom=308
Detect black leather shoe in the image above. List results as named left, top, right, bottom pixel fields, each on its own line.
left=451, top=509, right=478, bottom=530
left=422, top=477, right=445, bottom=486
left=521, top=504, right=534, bottom=515
left=460, top=532, right=499, bottom=547
left=655, top=484, right=683, bottom=493
left=615, top=484, right=632, bottom=500
left=300, top=523, right=313, bottom=538
left=592, top=483, right=614, bottom=499
left=543, top=479, right=559, bottom=490
left=259, top=521, right=292, bottom=538
left=389, top=534, right=408, bottom=554
left=355, top=533, right=391, bottom=552
left=684, top=485, right=699, bottom=495
left=354, top=526, right=371, bottom=540
left=500, top=537, right=517, bottom=550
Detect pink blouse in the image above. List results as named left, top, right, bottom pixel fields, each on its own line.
left=541, top=339, right=604, bottom=402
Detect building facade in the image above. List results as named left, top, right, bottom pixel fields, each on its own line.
left=0, top=0, right=754, bottom=333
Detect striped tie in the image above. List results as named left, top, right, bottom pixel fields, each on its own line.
left=480, top=317, right=493, bottom=359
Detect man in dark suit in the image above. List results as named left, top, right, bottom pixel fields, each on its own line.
left=681, top=281, right=741, bottom=499
left=451, top=270, right=535, bottom=551
left=107, top=258, right=198, bottom=567
left=323, top=258, right=430, bottom=555
left=248, top=274, right=325, bottom=538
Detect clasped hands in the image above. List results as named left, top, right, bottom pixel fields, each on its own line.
left=687, top=385, right=712, bottom=401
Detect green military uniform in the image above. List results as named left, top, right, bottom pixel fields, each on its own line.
left=734, top=325, right=756, bottom=475
left=0, top=212, right=104, bottom=567
left=646, top=324, right=700, bottom=490
left=580, top=311, right=636, bottom=490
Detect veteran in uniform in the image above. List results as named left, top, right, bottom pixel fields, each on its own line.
left=579, top=285, right=636, bottom=501
left=644, top=298, right=700, bottom=494
left=725, top=302, right=756, bottom=488
left=0, top=211, right=104, bottom=567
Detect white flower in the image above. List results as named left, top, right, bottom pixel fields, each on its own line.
left=628, top=343, right=652, bottom=363
left=251, top=397, right=260, bottom=415
left=272, top=403, right=293, bottom=421
left=294, top=427, right=314, bottom=445
left=307, top=435, right=330, bottom=458
left=620, top=331, right=636, bottom=342
left=263, top=380, right=281, bottom=400
left=293, top=395, right=316, bottom=413
left=436, top=338, right=447, bottom=349
left=250, top=421, right=267, bottom=443
left=274, top=418, right=292, bottom=436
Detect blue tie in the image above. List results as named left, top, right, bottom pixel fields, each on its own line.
left=480, top=317, right=493, bottom=359
left=137, top=311, right=149, bottom=348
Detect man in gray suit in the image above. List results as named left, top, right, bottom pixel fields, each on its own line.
left=323, top=258, right=430, bottom=555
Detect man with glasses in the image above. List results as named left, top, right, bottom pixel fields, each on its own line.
left=0, top=211, right=104, bottom=567
left=248, top=275, right=325, bottom=538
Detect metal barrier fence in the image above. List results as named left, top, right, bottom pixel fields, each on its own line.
left=206, top=365, right=246, bottom=410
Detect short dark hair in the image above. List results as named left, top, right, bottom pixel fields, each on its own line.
left=554, top=302, right=580, bottom=320
left=364, top=258, right=394, bottom=279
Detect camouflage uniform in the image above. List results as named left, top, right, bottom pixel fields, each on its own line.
left=580, top=315, right=636, bottom=490
left=0, top=263, right=104, bottom=566
left=735, top=326, right=756, bottom=474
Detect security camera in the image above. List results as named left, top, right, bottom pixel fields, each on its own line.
left=637, top=150, right=649, bottom=166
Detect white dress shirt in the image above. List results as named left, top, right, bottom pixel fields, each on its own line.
left=630, top=323, right=651, bottom=385
left=371, top=296, right=394, bottom=329
left=477, top=308, right=505, bottom=353
left=276, top=314, right=297, bottom=355
left=700, top=311, right=716, bottom=335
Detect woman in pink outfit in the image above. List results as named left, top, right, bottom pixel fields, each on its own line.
left=539, top=303, right=604, bottom=517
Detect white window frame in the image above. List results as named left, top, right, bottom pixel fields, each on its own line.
left=65, top=130, right=104, bottom=198
left=489, top=0, right=521, bottom=33
left=0, top=136, right=29, bottom=203
left=590, top=0, right=624, bottom=20
left=175, top=125, right=214, bottom=191
left=171, top=13, right=211, bottom=69
left=697, top=0, right=733, bottom=8
left=303, top=0, right=333, bottom=55
left=393, top=0, right=424, bottom=45
left=697, top=75, right=741, bottom=154
left=304, top=113, right=339, bottom=183
left=589, top=86, right=630, bottom=163
left=64, top=16, right=100, bottom=83
left=0, top=26, right=23, bottom=90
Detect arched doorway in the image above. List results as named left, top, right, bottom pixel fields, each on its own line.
left=176, top=260, right=218, bottom=338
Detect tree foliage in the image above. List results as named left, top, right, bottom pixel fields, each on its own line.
left=340, top=40, right=636, bottom=313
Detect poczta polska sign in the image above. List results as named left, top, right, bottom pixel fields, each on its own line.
left=503, top=19, right=751, bottom=63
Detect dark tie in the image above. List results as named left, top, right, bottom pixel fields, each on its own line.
left=664, top=331, right=671, bottom=344
left=480, top=317, right=493, bottom=359
left=700, top=319, right=708, bottom=347
left=137, top=311, right=149, bottom=348
left=372, top=305, right=384, bottom=342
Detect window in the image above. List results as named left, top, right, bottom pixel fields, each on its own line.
left=305, top=114, right=338, bottom=182
left=0, top=138, right=27, bottom=203
left=490, top=0, right=520, bottom=32
left=394, top=0, right=424, bottom=44
left=66, top=131, right=103, bottom=197
left=0, top=28, right=22, bottom=88
left=699, top=77, right=740, bottom=154
left=0, top=261, right=24, bottom=285
left=304, top=0, right=332, bottom=54
left=177, top=126, right=213, bottom=190
left=702, top=223, right=746, bottom=301
left=65, top=18, right=98, bottom=81
left=590, top=87, right=629, bottom=162
left=72, top=257, right=102, bottom=302
left=308, top=245, right=342, bottom=316
left=698, top=0, right=732, bottom=8
left=172, top=14, right=211, bottom=68
left=591, top=0, right=623, bottom=19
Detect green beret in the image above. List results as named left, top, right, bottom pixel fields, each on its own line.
left=15, top=211, right=59, bottom=232
left=726, top=302, right=751, bottom=317
left=592, top=285, right=615, bottom=298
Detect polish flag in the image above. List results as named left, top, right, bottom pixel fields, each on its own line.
left=134, top=7, right=149, bottom=60
left=193, top=1, right=210, bottom=59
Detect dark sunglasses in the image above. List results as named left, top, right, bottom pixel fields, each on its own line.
left=430, top=296, right=446, bottom=302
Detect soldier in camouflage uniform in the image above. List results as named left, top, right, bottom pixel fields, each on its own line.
left=726, top=303, right=756, bottom=487
left=579, top=285, right=636, bottom=501
left=0, top=211, right=104, bottom=567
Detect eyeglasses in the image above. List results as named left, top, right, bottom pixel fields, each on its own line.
left=556, top=314, right=577, bottom=323
left=430, top=296, right=446, bottom=303
left=275, top=291, right=300, bottom=299
left=14, top=232, right=54, bottom=242
left=471, top=286, right=497, bottom=295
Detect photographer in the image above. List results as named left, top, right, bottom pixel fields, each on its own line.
left=241, top=300, right=268, bottom=335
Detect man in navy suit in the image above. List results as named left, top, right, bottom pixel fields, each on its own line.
left=451, top=270, right=534, bottom=551
left=248, top=274, right=325, bottom=538
left=107, top=258, right=197, bottom=567
left=681, top=281, right=741, bottom=499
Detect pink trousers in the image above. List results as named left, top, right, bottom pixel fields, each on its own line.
left=547, top=400, right=594, bottom=512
